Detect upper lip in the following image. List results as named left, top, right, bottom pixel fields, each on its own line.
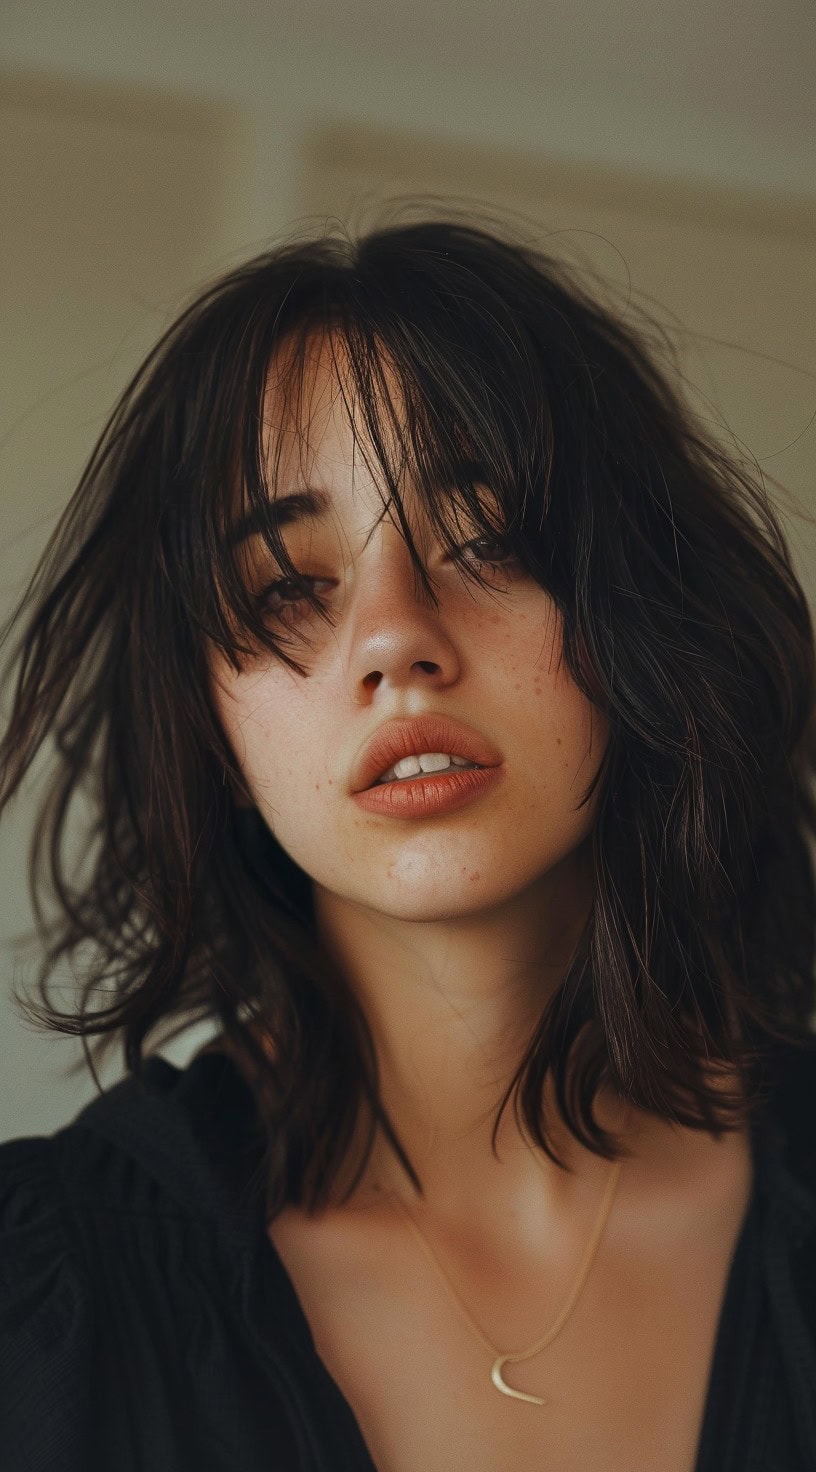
left=350, top=714, right=503, bottom=793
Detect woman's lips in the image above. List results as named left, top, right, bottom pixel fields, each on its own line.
left=352, top=763, right=504, bottom=818
left=350, top=714, right=503, bottom=795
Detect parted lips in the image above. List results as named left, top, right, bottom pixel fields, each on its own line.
left=350, top=714, right=503, bottom=793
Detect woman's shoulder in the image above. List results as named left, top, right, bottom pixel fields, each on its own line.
left=0, top=1130, right=96, bottom=1461
left=762, top=1034, right=816, bottom=1182
left=0, top=1128, right=86, bottom=1288
left=0, top=1050, right=267, bottom=1461
left=751, top=1036, right=816, bottom=1290
left=0, top=1048, right=265, bottom=1265
left=0, top=1066, right=186, bottom=1328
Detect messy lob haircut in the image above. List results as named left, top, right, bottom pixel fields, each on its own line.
left=2, top=215, right=816, bottom=1216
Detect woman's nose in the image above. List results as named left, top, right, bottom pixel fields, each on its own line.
left=342, top=527, right=461, bottom=697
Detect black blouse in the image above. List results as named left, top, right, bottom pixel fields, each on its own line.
left=2, top=1040, right=816, bottom=1471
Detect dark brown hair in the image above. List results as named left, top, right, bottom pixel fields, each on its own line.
left=3, top=211, right=816, bottom=1215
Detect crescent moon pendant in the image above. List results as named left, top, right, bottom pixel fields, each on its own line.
left=490, top=1355, right=547, bottom=1407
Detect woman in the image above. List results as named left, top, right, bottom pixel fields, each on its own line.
left=1, top=214, right=815, bottom=1472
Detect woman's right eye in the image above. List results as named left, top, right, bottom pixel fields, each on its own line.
left=256, top=576, right=325, bottom=615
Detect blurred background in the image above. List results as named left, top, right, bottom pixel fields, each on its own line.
left=1, top=0, right=814, bottom=1140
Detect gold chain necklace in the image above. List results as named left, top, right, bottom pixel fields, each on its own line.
left=385, top=1114, right=628, bottom=1408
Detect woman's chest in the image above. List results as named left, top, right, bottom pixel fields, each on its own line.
left=268, top=1156, right=753, bottom=1472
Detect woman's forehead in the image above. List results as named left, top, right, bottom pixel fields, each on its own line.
left=263, top=328, right=401, bottom=424
left=241, top=324, right=505, bottom=544
left=260, top=331, right=411, bottom=490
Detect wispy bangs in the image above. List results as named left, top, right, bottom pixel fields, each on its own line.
left=189, top=260, right=556, bottom=677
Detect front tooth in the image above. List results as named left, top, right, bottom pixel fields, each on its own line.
left=379, top=752, right=476, bottom=784
left=418, top=752, right=454, bottom=773
left=393, top=755, right=423, bottom=779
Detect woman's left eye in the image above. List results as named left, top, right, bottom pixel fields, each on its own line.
left=459, top=536, right=516, bottom=565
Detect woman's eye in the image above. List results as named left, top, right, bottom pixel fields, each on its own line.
left=459, top=536, right=516, bottom=566
left=256, top=576, right=326, bottom=618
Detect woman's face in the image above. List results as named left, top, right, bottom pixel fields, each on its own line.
left=208, top=337, right=609, bottom=924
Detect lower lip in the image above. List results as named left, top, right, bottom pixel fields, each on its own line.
left=352, top=765, right=504, bottom=818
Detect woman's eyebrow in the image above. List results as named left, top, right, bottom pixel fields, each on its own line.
left=226, top=488, right=331, bottom=548
left=225, top=461, right=492, bottom=548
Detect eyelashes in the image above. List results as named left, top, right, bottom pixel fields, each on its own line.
left=254, top=538, right=520, bottom=620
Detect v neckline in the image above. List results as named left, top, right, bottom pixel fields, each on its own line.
left=252, top=1087, right=771, bottom=1472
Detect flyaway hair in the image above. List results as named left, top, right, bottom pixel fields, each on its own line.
left=2, top=213, right=816, bottom=1214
